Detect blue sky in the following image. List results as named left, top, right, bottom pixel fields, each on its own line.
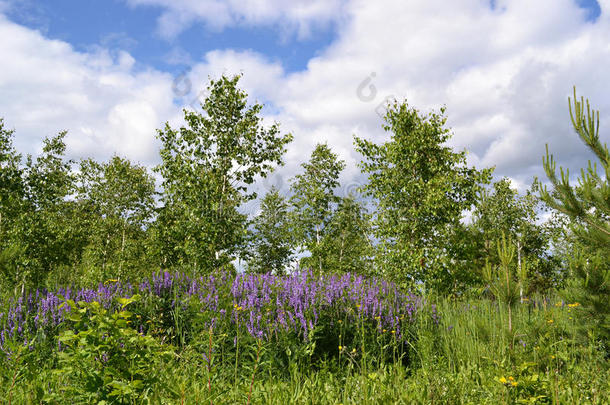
left=3, top=0, right=339, bottom=75
left=571, top=0, right=600, bottom=19
left=0, top=0, right=609, bottom=199
left=3, top=0, right=601, bottom=77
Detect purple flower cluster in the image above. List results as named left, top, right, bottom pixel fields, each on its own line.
left=1, top=270, right=429, bottom=352
left=227, top=271, right=424, bottom=341
left=0, top=282, right=133, bottom=351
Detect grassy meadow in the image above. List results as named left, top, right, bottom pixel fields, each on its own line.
left=0, top=270, right=607, bottom=404
left=1, top=79, right=608, bottom=404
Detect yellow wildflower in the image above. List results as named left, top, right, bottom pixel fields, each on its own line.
left=547, top=319, right=554, bottom=324
left=499, top=377, right=507, bottom=384
left=511, top=382, right=518, bottom=387
left=568, top=302, right=580, bottom=308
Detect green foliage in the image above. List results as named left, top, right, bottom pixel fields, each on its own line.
left=473, top=179, right=560, bottom=293
left=540, top=87, right=610, bottom=342
left=401, top=295, right=602, bottom=403
left=3, top=79, right=610, bottom=402
left=23, top=132, right=74, bottom=210
left=354, top=101, right=492, bottom=291
left=2, top=75, right=296, bottom=288
left=76, top=156, right=156, bottom=281
left=49, top=295, right=172, bottom=403
left=0, top=121, right=25, bottom=290
left=484, top=236, right=522, bottom=307
left=0, top=130, right=79, bottom=291
left=0, top=119, right=24, bottom=231
left=483, top=234, right=524, bottom=334
left=246, top=186, right=294, bottom=275
left=1, top=275, right=608, bottom=404
left=318, top=194, right=374, bottom=275
left=1, top=123, right=159, bottom=289
left=155, top=74, right=293, bottom=272
left=290, top=143, right=346, bottom=273
left=0, top=88, right=603, bottom=405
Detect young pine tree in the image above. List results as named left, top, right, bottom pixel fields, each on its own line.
left=540, top=88, right=610, bottom=342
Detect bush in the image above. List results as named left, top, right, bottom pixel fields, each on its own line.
left=47, top=295, right=172, bottom=403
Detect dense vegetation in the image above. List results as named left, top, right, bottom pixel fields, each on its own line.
left=0, top=76, right=608, bottom=403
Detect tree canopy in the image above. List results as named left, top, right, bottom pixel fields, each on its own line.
left=354, top=101, right=492, bottom=290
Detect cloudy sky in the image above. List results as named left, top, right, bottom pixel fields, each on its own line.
left=0, top=0, right=608, bottom=201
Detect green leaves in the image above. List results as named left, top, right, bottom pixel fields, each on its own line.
left=76, top=157, right=156, bottom=281
left=289, top=143, right=346, bottom=273
left=0, top=128, right=80, bottom=290
left=484, top=234, right=521, bottom=308
left=117, top=294, right=140, bottom=309
left=355, top=101, right=492, bottom=291
left=155, top=74, right=293, bottom=272
left=246, top=187, right=294, bottom=275
left=472, top=178, right=557, bottom=293
left=52, top=296, right=171, bottom=403
left=317, top=195, right=374, bottom=275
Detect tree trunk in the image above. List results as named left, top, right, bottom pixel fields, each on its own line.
left=517, top=239, right=522, bottom=303
left=316, top=224, right=322, bottom=273
left=119, top=224, right=126, bottom=276
left=338, top=236, right=344, bottom=271
left=102, top=232, right=110, bottom=276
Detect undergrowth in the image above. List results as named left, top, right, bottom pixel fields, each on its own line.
left=0, top=271, right=607, bottom=404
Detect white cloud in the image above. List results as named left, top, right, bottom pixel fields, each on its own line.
left=2, top=0, right=610, bottom=201
left=0, top=14, right=181, bottom=165
left=124, top=0, right=347, bottom=40
left=266, top=0, right=610, bottom=188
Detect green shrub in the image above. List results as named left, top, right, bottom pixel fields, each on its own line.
left=47, top=295, right=173, bottom=403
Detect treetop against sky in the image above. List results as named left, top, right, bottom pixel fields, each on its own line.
left=0, top=0, right=607, bottom=196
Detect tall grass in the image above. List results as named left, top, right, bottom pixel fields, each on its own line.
left=0, top=271, right=607, bottom=404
